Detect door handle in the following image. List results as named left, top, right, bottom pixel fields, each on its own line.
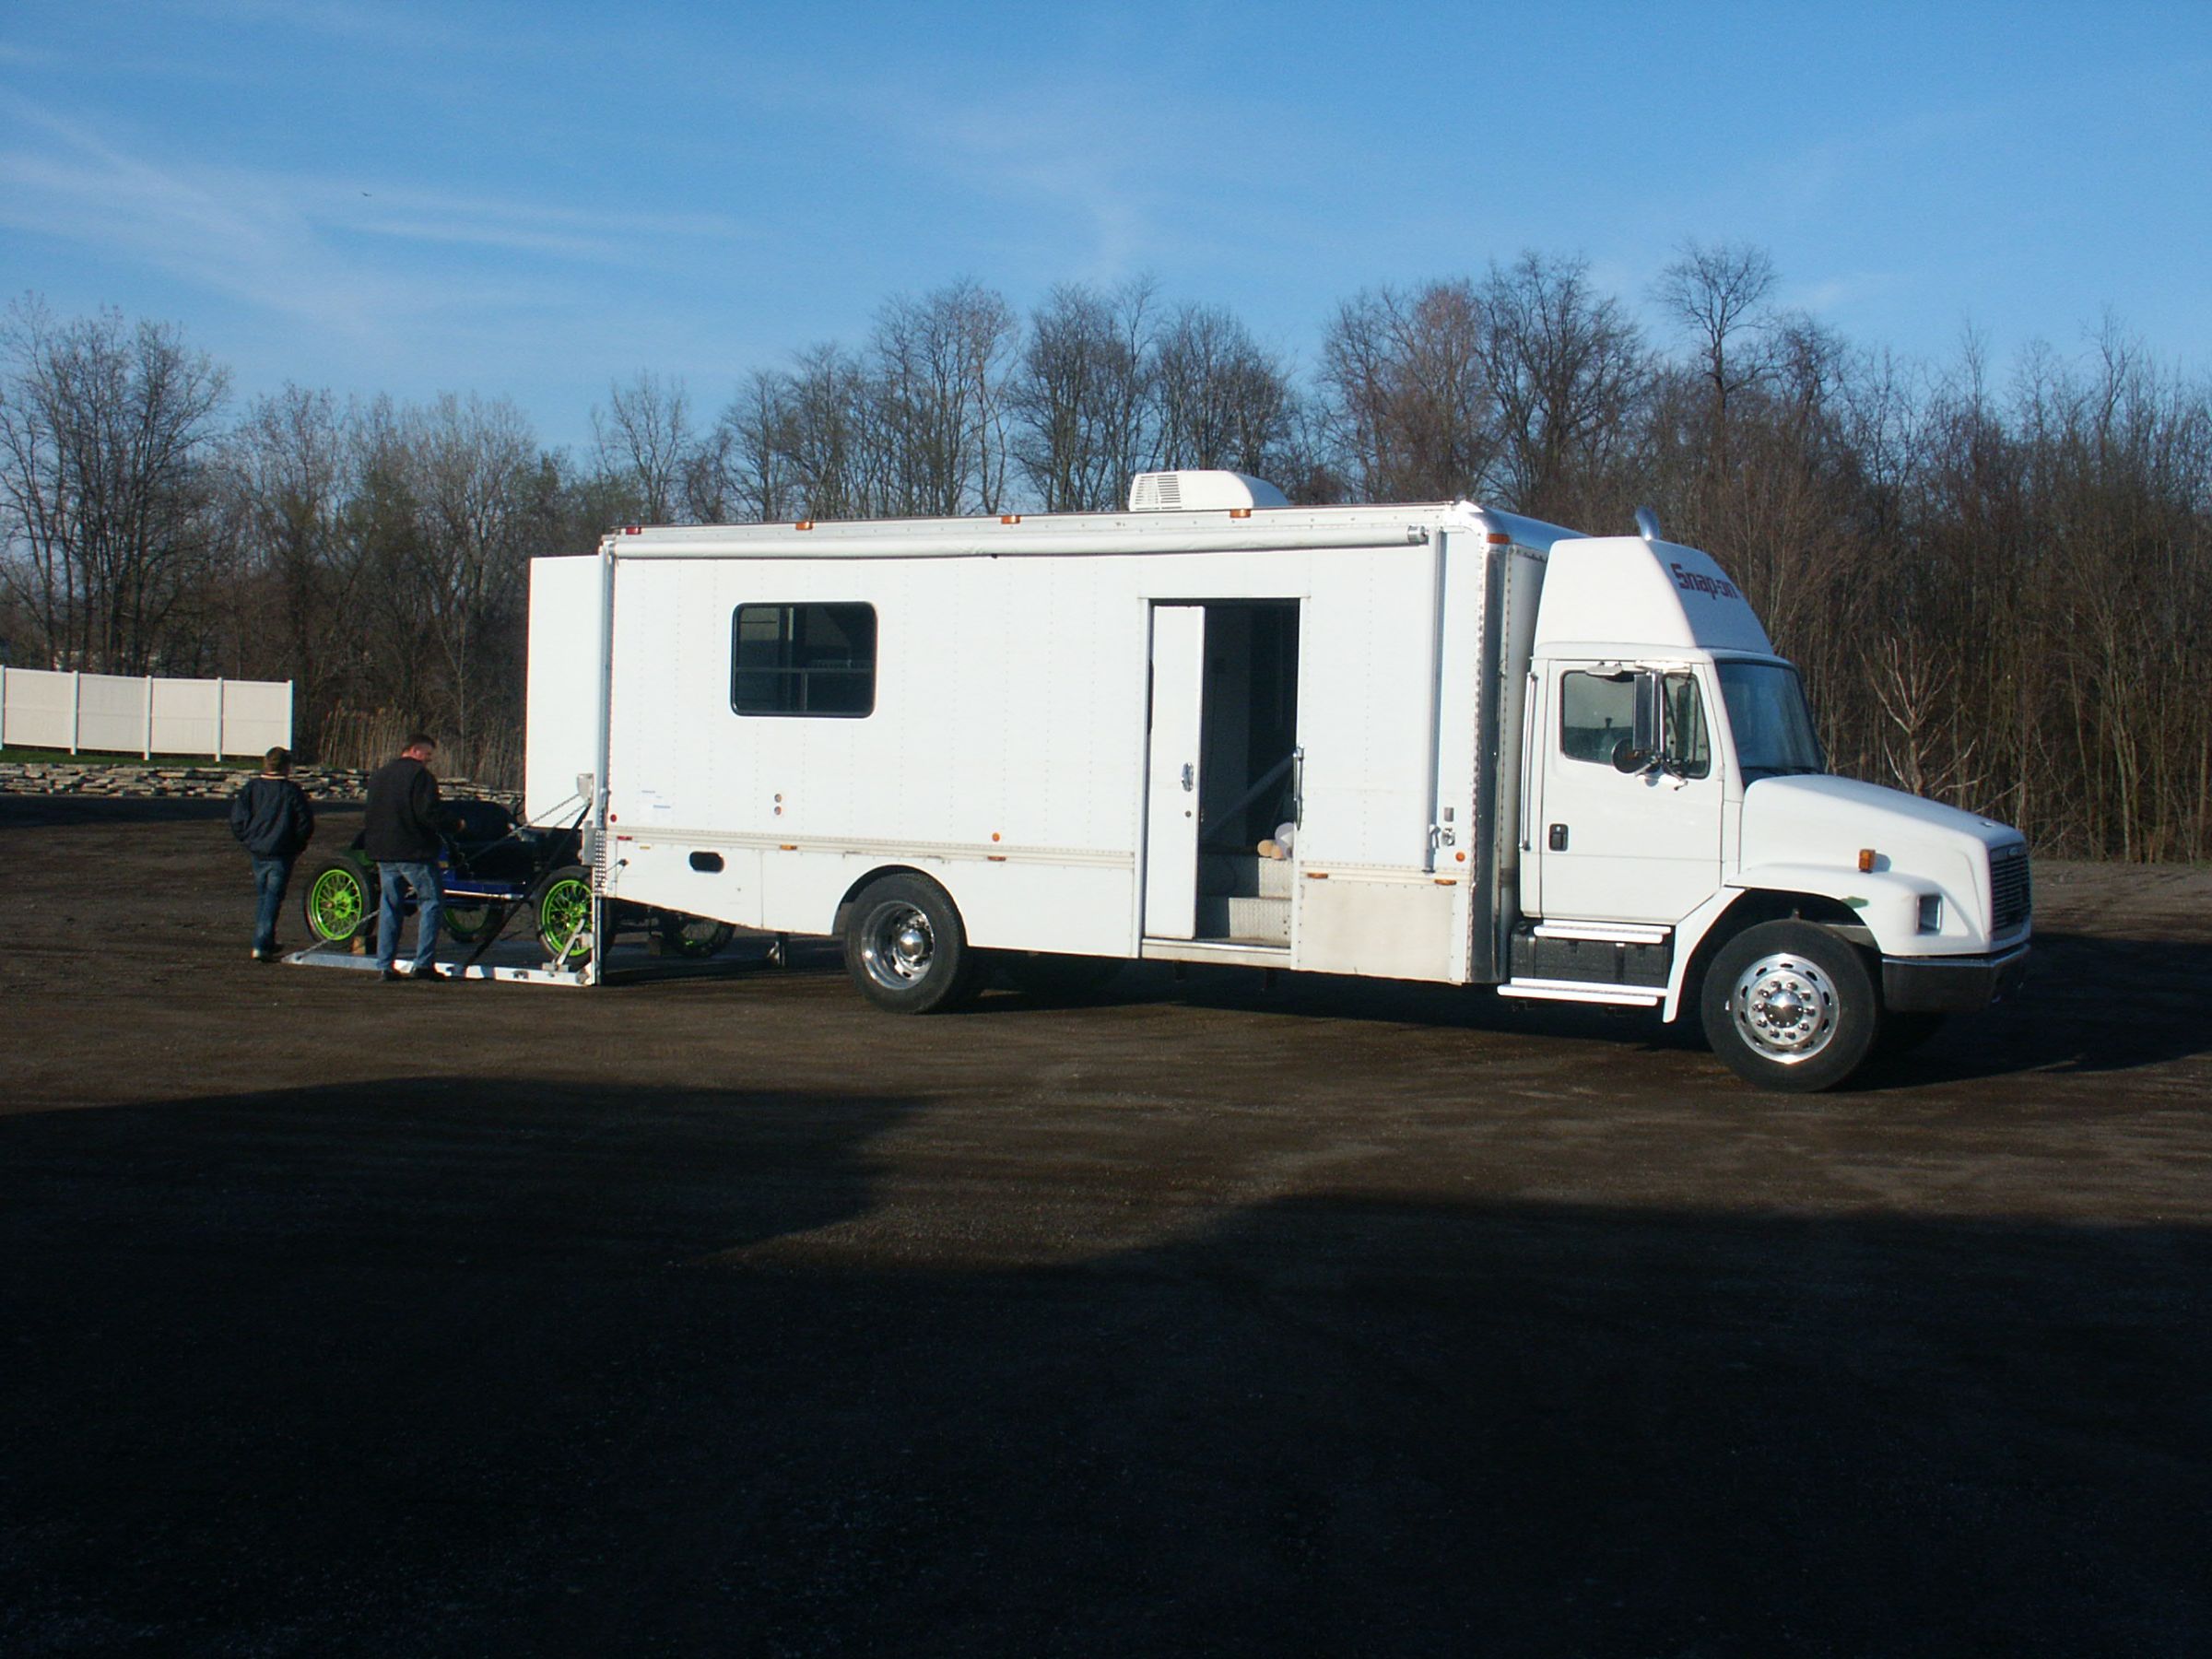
left=1548, top=823, right=1569, bottom=851
left=1181, top=763, right=1194, bottom=793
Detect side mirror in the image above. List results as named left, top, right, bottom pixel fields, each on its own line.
left=1611, top=739, right=1657, bottom=775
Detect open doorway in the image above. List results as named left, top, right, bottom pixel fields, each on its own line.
left=1144, top=600, right=1301, bottom=946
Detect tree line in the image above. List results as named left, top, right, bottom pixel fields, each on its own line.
left=2, top=252, right=2206, bottom=860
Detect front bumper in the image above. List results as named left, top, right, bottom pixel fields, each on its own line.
left=1881, top=942, right=2031, bottom=1013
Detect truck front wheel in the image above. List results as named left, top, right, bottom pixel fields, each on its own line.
left=843, top=875, right=982, bottom=1014
left=1700, top=921, right=1877, bottom=1092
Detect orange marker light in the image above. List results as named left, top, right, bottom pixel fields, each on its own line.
left=1858, top=848, right=1877, bottom=872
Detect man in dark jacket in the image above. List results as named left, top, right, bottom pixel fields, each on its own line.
left=229, top=747, right=315, bottom=961
left=364, top=733, right=451, bottom=982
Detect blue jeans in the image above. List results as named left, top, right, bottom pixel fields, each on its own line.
left=251, top=855, right=293, bottom=954
left=375, top=861, right=444, bottom=972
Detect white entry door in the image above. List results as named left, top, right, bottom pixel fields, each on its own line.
left=1143, top=604, right=1206, bottom=938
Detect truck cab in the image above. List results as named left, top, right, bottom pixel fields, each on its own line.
left=1511, top=522, right=2031, bottom=1089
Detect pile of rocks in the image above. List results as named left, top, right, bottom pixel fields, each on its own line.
left=0, top=760, right=519, bottom=807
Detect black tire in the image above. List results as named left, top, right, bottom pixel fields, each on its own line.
left=1700, top=920, right=1878, bottom=1092
left=658, top=912, right=735, bottom=959
left=998, top=951, right=1122, bottom=1004
left=842, top=874, right=983, bottom=1014
left=537, top=865, right=596, bottom=969
left=1872, top=1010, right=1948, bottom=1061
left=301, top=857, right=374, bottom=947
left=443, top=901, right=503, bottom=944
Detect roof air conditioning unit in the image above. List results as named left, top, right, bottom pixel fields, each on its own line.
left=1128, top=471, right=1289, bottom=512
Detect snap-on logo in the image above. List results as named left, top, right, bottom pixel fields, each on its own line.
left=1671, top=562, right=1742, bottom=602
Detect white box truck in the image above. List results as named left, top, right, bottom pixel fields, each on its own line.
left=525, top=471, right=2030, bottom=1090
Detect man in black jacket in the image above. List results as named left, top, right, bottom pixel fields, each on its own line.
left=229, top=747, right=315, bottom=961
left=364, top=733, right=451, bottom=982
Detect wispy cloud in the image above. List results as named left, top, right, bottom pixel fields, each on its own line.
left=0, top=41, right=68, bottom=68
left=1788, top=273, right=1906, bottom=318
left=160, top=0, right=464, bottom=51
left=859, top=81, right=1255, bottom=282
left=0, top=97, right=758, bottom=342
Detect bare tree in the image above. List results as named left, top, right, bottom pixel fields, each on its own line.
left=1152, top=304, right=1298, bottom=479
left=590, top=371, right=693, bottom=525
left=0, top=298, right=229, bottom=673
left=1478, top=253, right=1649, bottom=519
left=1321, top=280, right=1497, bottom=501
left=225, top=383, right=368, bottom=735
left=770, top=344, right=876, bottom=521
left=696, top=369, right=802, bottom=524
left=1009, top=278, right=1159, bottom=512
left=402, top=394, right=545, bottom=748
left=870, top=280, right=1019, bottom=516
left=1653, top=240, right=1778, bottom=479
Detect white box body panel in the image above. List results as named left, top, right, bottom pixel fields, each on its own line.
left=546, top=503, right=1530, bottom=985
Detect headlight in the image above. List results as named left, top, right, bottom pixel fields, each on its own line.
left=1917, top=892, right=1944, bottom=934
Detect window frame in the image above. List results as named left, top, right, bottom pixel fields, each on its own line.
left=1558, top=668, right=1642, bottom=767
left=1558, top=664, right=1713, bottom=779
left=729, top=601, right=879, bottom=720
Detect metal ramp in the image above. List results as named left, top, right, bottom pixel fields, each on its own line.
left=284, top=927, right=788, bottom=988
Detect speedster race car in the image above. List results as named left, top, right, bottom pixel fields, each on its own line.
left=297, top=797, right=732, bottom=967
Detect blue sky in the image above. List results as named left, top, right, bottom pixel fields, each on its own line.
left=3, top=0, right=2206, bottom=454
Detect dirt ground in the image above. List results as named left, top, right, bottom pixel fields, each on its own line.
left=2, top=799, right=2207, bottom=1657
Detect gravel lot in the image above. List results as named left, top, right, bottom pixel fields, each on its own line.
left=3, top=799, right=2207, bottom=1656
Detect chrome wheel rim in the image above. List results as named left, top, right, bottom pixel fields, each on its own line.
left=859, top=902, right=935, bottom=990
left=1729, top=951, right=1840, bottom=1064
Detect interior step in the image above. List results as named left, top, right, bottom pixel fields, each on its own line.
left=1196, top=894, right=1290, bottom=944
left=1199, top=853, right=1294, bottom=900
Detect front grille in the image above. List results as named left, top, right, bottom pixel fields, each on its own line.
left=1990, top=843, right=2031, bottom=934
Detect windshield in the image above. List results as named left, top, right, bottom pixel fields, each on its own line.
left=1717, top=661, right=1824, bottom=780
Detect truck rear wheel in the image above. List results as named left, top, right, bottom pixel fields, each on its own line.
left=1700, top=920, right=1877, bottom=1092
left=843, top=875, right=982, bottom=1014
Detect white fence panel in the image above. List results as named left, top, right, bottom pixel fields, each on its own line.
left=0, top=667, right=292, bottom=757
left=75, top=674, right=147, bottom=754
left=0, top=668, right=75, bottom=749
left=150, top=678, right=220, bottom=755
left=219, top=679, right=293, bottom=759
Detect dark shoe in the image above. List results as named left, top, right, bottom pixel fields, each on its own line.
left=412, top=966, right=453, bottom=982
left=380, top=968, right=406, bottom=982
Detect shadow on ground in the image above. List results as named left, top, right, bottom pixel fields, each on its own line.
left=946, top=927, right=2212, bottom=1085
left=2, top=1077, right=2203, bottom=1655
left=0, top=795, right=237, bottom=829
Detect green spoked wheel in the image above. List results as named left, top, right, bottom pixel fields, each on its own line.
left=537, top=865, right=595, bottom=968
left=301, top=858, right=373, bottom=946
